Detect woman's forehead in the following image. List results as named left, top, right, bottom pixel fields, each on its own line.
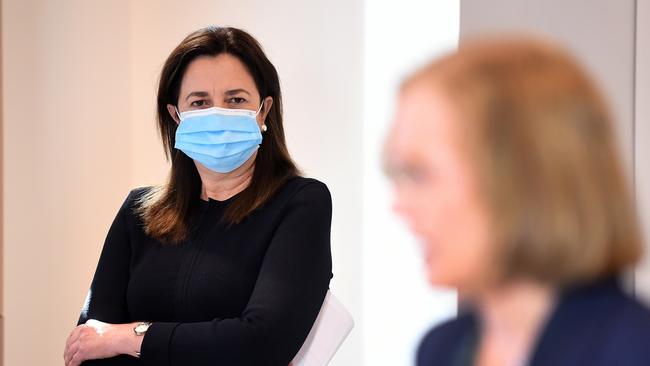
left=394, top=86, right=458, bottom=144
left=180, top=54, right=258, bottom=96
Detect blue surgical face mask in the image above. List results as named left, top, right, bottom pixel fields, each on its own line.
left=174, top=103, right=264, bottom=173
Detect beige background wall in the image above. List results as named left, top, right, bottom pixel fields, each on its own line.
left=2, top=0, right=363, bottom=365
left=3, top=1, right=132, bottom=365
left=460, top=0, right=650, bottom=299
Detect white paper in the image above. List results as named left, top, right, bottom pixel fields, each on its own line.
left=291, top=290, right=355, bottom=366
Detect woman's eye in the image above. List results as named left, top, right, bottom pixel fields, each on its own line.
left=228, top=97, right=247, bottom=104
left=190, top=100, right=207, bottom=107
left=396, top=166, right=430, bottom=185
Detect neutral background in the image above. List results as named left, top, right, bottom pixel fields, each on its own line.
left=361, top=2, right=459, bottom=365
left=1, top=1, right=649, bottom=365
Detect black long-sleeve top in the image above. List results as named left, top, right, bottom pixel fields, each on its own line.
left=77, top=177, right=333, bottom=366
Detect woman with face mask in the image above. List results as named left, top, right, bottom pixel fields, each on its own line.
left=386, top=38, right=650, bottom=366
left=63, top=26, right=332, bottom=366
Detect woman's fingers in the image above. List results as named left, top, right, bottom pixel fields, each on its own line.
left=63, top=320, right=120, bottom=365
left=64, top=325, right=90, bottom=366
left=66, top=326, right=84, bottom=353
left=64, top=326, right=81, bottom=365
left=64, top=341, right=78, bottom=365
left=65, top=325, right=83, bottom=351
left=70, top=348, right=84, bottom=366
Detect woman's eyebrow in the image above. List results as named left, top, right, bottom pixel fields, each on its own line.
left=225, top=88, right=251, bottom=96
left=185, top=91, right=210, bottom=101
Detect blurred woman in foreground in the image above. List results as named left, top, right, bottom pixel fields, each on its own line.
left=385, top=38, right=650, bottom=366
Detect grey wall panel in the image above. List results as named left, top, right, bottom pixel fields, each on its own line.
left=459, top=0, right=636, bottom=172
left=635, top=0, right=650, bottom=304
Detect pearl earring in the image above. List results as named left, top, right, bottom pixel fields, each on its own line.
left=261, top=124, right=268, bottom=132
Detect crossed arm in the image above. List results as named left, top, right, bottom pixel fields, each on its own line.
left=64, top=320, right=143, bottom=366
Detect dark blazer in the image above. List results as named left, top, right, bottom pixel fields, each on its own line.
left=417, top=277, right=650, bottom=365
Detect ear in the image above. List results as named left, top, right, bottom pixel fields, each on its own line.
left=167, top=104, right=180, bottom=125
left=260, top=96, right=273, bottom=123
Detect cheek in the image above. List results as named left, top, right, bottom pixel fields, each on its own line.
left=422, top=176, right=493, bottom=287
left=393, top=182, right=446, bottom=239
left=412, top=176, right=466, bottom=240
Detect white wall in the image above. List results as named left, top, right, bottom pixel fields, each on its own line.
left=2, top=0, right=364, bottom=364
left=362, top=2, right=459, bottom=365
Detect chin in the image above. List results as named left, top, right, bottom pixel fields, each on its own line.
left=425, top=268, right=457, bottom=289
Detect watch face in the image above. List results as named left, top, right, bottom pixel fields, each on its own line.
left=135, top=323, right=150, bottom=334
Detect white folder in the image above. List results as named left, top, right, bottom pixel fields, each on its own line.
left=291, top=291, right=355, bottom=366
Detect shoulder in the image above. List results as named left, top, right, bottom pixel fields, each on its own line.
left=276, top=177, right=331, bottom=207
left=596, top=283, right=650, bottom=357
left=117, top=186, right=156, bottom=216
left=417, top=313, right=476, bottom=366
left=559, top=277, right=650, bottom=332
left=127, top=186, right=154, bottom=201
left=281, top=176, right=330, bottom=196
left=532, top=277, right=650, bottom=364
left=256, top=177, right=333, bottom=230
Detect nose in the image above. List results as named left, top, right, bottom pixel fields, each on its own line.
left=391, top=185, right=409, bottom=218
left=212, top=97, right=228, bottom=109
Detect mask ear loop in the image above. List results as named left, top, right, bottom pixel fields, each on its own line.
left=255, top=101, right=265, bottom=115
left=174, top=106, right=182, bottom=122
left=257, top=100, right=268, bottom=132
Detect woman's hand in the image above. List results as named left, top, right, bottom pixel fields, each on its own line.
left=64, top=319, right=143, bottom=366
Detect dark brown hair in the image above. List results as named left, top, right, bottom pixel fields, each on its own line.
left=137, top=26, right=299, bottom=243
left=403, top=38, right=642, bottom=286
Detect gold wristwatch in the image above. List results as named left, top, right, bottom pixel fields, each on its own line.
left=133, top=322, right=152, bottom=358
left=134, top=322, right=152, bottom=336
